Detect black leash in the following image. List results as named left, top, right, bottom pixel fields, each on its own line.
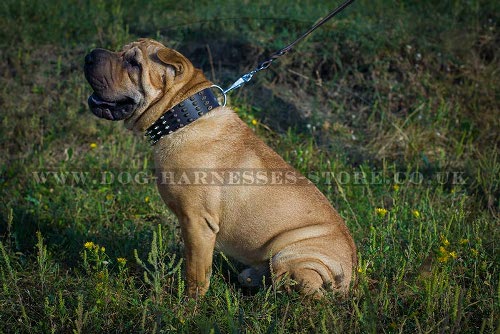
left=222, top=0, right=355, bottom=95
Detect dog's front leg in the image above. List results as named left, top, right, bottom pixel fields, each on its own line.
left=180, top=216, right=218, bottom=298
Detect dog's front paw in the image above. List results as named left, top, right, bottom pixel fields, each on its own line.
left=187, top=282, right=210, bottom=298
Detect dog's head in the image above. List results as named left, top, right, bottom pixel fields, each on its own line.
left=84, top=39, right=211, bottom=130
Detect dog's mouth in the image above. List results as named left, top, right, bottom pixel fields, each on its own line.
left=88, top=93, right=137, bottom=121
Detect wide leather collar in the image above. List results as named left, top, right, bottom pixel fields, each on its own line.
left=145, top=87, right=220, bottom=145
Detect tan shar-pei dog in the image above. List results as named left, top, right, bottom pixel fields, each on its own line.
left=84, top=38, right=357, bottom=298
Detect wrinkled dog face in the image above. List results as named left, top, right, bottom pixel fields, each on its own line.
left=83, top=39, right=170, bottom=121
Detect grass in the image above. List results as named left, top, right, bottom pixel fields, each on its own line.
left=0, top=0, right=499, bottom=332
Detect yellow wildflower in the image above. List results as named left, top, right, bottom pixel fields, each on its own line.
left=440, top=235, right=450, bottom=247
left=251, top=119, right=258, bottom=126
left=412, top=210, right=420, bottom=218
left=459, top=238, right=469, bottom=245
left=437, top=246, right=449, bottom=263
left=106, top=194, right=114, bottom=201
left=375, top=208, right=388, bottom=217
left=471, top=248, right=478, bottom=256
left=89, top=143, right=97, bottom=149
left=84, top=241, right=95, bottom=250
left=393, top=184, right=400, bottom=191
left=100, top=246, right=105, bottom=253
left=117, top=257, right=127, bottom=265
left=357, top=267, right=364, bottom=273
left=437, top=244, right=458, bottom=262
left=144, top=196, right=150, bottom=203
left=437, top=255, right=449, bottom=263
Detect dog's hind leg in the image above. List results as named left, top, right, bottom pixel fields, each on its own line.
left=271, top=244, right=350, bottom=297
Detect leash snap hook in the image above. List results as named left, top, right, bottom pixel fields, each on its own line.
left=222, top=71, right=256, bottom=95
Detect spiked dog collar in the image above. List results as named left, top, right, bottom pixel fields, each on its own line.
left=145, top=87, right=220, bottom=145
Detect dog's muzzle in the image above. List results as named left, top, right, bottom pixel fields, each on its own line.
left=87, top=93, right=136, bottom=121
left=84, top=49, right=138, bottom=121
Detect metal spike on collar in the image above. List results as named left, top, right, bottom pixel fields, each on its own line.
left=144, top=86, right=221, bottom=145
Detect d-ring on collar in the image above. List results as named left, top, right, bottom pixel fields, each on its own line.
left=145, top=86, right=224, bottom=145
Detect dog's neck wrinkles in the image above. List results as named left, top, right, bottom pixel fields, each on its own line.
left=130, top=67, right=215, bottom=129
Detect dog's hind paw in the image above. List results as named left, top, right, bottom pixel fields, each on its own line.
left=238, top=266, right=269, bottom=288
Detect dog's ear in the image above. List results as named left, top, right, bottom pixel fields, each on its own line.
left=157, top=48, right=189, bottom=75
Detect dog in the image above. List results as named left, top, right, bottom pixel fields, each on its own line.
left=84, top=38, right=357, bottom=298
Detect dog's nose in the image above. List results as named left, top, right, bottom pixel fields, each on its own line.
left=84, top=48, right=113, bottom=67
left=84, top=53, right=93, bottom=65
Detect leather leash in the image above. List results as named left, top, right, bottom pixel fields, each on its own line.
left=222, top=0, right=356, bottom=95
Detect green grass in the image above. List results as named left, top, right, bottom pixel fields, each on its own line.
left=0, top=0, right=498, bottom=333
